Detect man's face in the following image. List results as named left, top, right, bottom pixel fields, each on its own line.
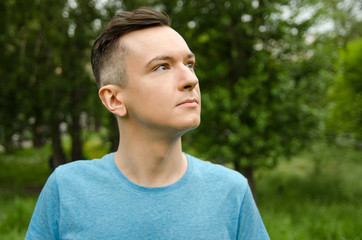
left=120, top=26, right=201, bottom=135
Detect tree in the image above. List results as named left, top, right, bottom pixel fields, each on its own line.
left=60, top=0, right=101, bottom=161
left=154, top=0, right=328, bottom=194
left=327, top=38, right=362, bottom=141
left=86, top=0, right=338, bottom=193
left=300, top=0, right=362, bottom=144
left=0, top=0, right=102, bottom=166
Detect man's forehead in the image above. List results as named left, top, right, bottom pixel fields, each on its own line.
left=121, top=27, right=188, bottom=49
left=120, top=26, right=193, bottom=61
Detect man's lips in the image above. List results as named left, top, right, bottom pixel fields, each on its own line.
left=176, top=98, right=199, bottom=108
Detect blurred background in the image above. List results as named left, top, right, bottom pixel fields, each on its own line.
left=0, top=0, right=361, bottom=239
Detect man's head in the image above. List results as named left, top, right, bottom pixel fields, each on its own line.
left=91, top=7, right=170, bottom=89
left=93, top=8, right=201, bottom=135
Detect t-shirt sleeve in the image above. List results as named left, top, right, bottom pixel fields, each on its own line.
left=237, top=184, right=270, bottom=240
left=25, top=171, right=60, bottom=240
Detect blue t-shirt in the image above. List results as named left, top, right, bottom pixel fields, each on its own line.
left=25, top=153, right=269, bottom=239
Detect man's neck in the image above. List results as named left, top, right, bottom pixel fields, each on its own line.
left=114, top=125, right=187, bottom=187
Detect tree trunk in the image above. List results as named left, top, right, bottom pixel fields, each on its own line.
left=32, top=119, right=44, bottom=148
left=243, top=166, right=256, bottom=201
left=49, top=123, right=67, bottom=170
left=233, top=158, right=242, bottom=173
left=69, top=86, right=83, bottom=161
left=71, top=112, right=83, bottom=161
left=234, top=159, right=257, bottom=200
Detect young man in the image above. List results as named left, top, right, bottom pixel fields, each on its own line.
left=26, top=7, right=269, bottom=240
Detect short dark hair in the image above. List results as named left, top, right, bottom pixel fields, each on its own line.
left=91, top=7, right=171, bottom=89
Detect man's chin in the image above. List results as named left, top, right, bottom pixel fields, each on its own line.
left=177, top=120, right=201, bottom=135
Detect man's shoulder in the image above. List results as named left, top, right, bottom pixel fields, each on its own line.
left=187, top=154, right=248, bottom=188
left=54, top=153, right=114, bottom=178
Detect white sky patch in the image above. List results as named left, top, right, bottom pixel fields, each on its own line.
left=187, top=21, right=196, bottom=29
left=95, top=0, right=108, bottom=10
left=241, top=14, right=252, bottom=23
left=309, top=19, right=335, bottom=34
left=68, top=0, right=78, bottom=9
left=252, top=0, right=259, bottom=9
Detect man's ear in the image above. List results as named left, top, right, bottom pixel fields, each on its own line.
left=98, top=85, right=127, bottom=117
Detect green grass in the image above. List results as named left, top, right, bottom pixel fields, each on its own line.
left=0, top=146, right=50, bottom=239
left=0, top=146, right=51, bottom=188
left=0, top=193, right=37, bottom=240
left=257, top=144, right=362, bottom=240
left=0, top=142, right=361, bottom=239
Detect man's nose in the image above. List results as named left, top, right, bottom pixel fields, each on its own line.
left=177, top=64, right=199, bottom=90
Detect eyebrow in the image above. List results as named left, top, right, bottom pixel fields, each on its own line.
left=146, top=53, right=195, bottom=68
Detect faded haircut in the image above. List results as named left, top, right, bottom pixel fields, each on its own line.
left=91, top=7, right=171, bottom=89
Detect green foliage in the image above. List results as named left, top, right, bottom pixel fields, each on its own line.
left=1, top=0, right=361, bottom=190
left=327, top=38, right=362, bottom=139
left=0, top=0, right=102, bottom=159
left=341, top=39, right=362, bottom=92
left=82, top=131, right=111, bottom=159
left=173, top=0, right=328, bottom=181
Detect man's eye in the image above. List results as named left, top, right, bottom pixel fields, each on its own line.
left=155, top=64, right=168, bottom=71
left=186, top=62, right=195, bottom=69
